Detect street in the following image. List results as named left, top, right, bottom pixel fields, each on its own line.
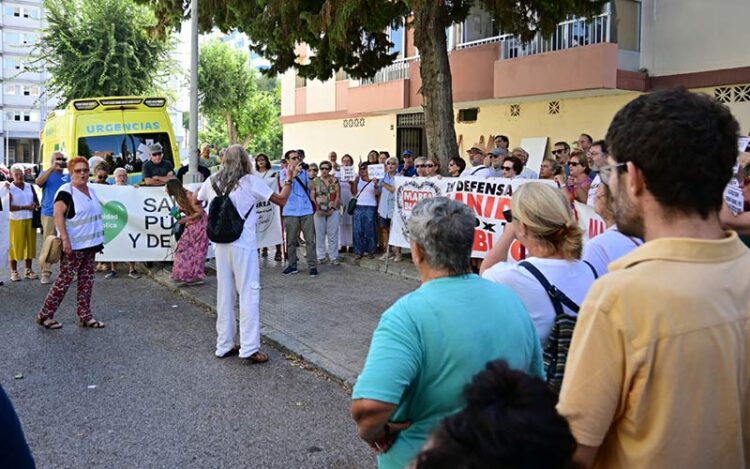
left=0, top=259, right=408, bottom=468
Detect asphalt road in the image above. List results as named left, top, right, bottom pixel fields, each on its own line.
left=0, top=270, right=375, bottom=468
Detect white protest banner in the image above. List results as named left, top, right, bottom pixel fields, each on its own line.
left=367, top=164, right=385, bottom=180
left=390, top=177, right=601, bottom=259
left=341, top=166, right=357, bottom=181
left=94, top=183, right=282, bottom=261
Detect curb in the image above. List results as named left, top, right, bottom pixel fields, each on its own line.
left=336, top=254, right=420, bottom=282
left=140, top=263, right=359, bottom=388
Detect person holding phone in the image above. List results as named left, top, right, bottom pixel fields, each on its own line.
left=36, top=151, right=71, bottom=284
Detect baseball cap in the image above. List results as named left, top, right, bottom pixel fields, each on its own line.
left=150, top=143, right=163, bottom=154
left=402, top=150, right=413, bottom=157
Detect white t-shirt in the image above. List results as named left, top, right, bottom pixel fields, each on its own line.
left=460, top=165, right=493, bottom=179
left=9, top=183, right=33, bottom=220
left=355, top=179, right=377, bottom=207
left=482, top=257, right=598, bottom=345
left=582, top=225, right=642, bottom=275
left=197, top=174, right=273, bottom=250
left=586, top=174, right=601, bottom=207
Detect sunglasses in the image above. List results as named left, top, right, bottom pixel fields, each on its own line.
left=415, top=164, right=425, bottom=168
left=73, top=168, right=89, bottom=174
left=599, top=162, right=627, bottom=184
left=552, top=149, right=565, bottom=155
left=320, top=167, right=331, bottom=171
left=424, top=164, right=435, bottom=168
left=569, top=162, right=581, bottom=167
left=489, top=154, right=503, bottom=158
left=502, top=166, right=513, bottom=171
left=152, top=152, right=163, bottom=156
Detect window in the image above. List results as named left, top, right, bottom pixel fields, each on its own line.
left=77, top=132, right=175, bottom=174
left=23, top=85, right=39, bottom=96
left=5, top=84, right=19, bottom=95
left=389, top=24, right=405, bottom=59
left=457, top=108, right=479, bottom=123
left=4, top=5, right=20, bottom=17
left=26, top=7, right=41, bottom=19
left=22, top=33, right=37, bottom=45
left=4, top=32, right=20, bottom=44
left=5, top=110, right=38, bottom=122
left=462, top=5, right=498, bottom=43
left=4, top=58, right=19, bottom=70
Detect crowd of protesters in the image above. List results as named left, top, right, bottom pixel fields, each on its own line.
left=2, top=88, right=750, bottom=468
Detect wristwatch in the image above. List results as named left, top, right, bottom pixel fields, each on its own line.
left=284, top=180, right=292, bottom=186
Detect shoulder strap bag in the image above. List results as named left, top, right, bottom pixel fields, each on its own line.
left=294, top=175, right=317, bottom=214
left=347, top=180, right=372, bottom=216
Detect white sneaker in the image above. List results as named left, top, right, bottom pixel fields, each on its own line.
left=40, top=274, right=52, bottom=284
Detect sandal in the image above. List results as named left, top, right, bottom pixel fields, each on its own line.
left=36, top=316, right=63, bottom=329
left=25, top=269, right=38, bottom=280
left=243, top=351, right=269, bottom=364
left=78, top=318, right=105, bottom=328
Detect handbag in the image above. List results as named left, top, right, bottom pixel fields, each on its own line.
left=347, top=180, right=373, bottom=216
left=40, top=235, right=63, bottom=265
left=518, top=260, right=597, bottom=395
left=31, top=184, right=42, bottom=229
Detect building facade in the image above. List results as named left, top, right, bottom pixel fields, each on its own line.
left=0, top=0, right=57, bottom=166
left=280, top=0, right=750, bottom=163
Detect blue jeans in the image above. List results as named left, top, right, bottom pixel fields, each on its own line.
left=353, top=205, right=377, bottom=255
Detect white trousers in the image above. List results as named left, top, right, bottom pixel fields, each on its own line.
left=314, top=211, right=340, bottom=261
left=214, top=244, right=261, bottom=358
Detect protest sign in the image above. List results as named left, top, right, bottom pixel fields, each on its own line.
left=390, top=177, right=603, bottom=259
left=367, top=164, right=385, bottom=180
left=340, top=166, right=357, bottom=182
left=724, top=162, right=744, bottom=215
left=94, top=183, right=282, bottom=261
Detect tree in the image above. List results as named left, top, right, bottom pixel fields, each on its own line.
left=199, top=41, right=282, bottom=156
left=140, top=0, right=606, bottom=171
left=35, top=0, right=173, bottom=107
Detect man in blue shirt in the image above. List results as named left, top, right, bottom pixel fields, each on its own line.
left=35, top=151, right=70, bottom=284
left=281, top=149, right=318, bottom=277
left=397, top=150, right=417, bottom=177
left=352, top=197, right=543, bottom=469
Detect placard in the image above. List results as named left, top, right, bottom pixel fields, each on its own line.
left=367, top=164, right=385, bottom=180
left=340, top=166, right=357, bottom=182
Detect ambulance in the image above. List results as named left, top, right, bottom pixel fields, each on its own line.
left=41, top=96, right=181, bottom=183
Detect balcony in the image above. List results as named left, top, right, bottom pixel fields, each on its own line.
left=4, top=94, right=38, bottom=107
left=2, top=15, right=42, bottom=31
left=358, top=58, right=415, bottom=86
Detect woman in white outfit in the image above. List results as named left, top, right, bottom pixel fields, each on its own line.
left=255, top=153, right=283, bottom=261
left=338, top=154, right=355, bottom=251
left=197, top=145, right=296, bottom=363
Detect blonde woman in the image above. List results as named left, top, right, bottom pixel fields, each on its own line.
left=480, top=183, right=597, bottom=345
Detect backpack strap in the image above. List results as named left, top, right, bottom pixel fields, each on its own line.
left=295, top=175, right=316, bottom=210
left=470, top=166, right=486, bottom=176
left=518, top=261, right=581, bottom=315
left=582, top=260, right=599, bottom=279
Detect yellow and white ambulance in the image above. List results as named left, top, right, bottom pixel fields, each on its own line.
left=41, top=96, right=181, bottom=183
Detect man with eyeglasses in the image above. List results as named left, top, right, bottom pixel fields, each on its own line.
left=551, top=141, right=571, bottom=177
left=487, top=148, right=508, bottom=178
left=461, top=145, right=492, bottom=178
left=142, top=143, right=175, bottom=186
left=558, top=88, right=750, bottom=469
left=281, top=149, right=318, bottom=277
left=586, top=140, right=609, bottom=207
left=35, top=151, right=71, bottom=284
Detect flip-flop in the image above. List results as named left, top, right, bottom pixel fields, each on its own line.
left=36, top=316, right=63, bottom=330
left=78, top=318, right=105, bottom=328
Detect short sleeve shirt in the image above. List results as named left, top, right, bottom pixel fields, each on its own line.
left=40, top=171, right=70, bottom=216
left=581, top=225, right=642, bottom=275
left=197, top=174, right=273, bottom=250
left=353, top=274, right=544, bottom=469
left=142, top=159, right=174, bottom=179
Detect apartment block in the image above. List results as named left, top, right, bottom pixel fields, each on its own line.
left=280, top=0, right=750, bottom=163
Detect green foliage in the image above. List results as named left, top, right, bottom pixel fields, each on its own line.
left=198, top=40, right=282, bottom=157
left=36, top=0, right=173, bottom=106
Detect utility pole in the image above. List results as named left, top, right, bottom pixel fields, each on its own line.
left=186, top=0, right=201, bottom=183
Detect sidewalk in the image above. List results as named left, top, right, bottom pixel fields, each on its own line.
left=145, top=252, right=420, bottom=387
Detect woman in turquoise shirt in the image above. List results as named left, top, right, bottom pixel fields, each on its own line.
left=352, top=197, right=544, bottom=469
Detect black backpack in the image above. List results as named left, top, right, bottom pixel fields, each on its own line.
left=518, top=260, right=598, bottom=396
left=206, top=179, right=253, bottom=243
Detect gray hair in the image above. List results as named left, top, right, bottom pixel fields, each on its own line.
left=113, top=167, right=127, bottom=177
left=214, top=144, right=253, bottom=193
left=407, top=197, right=475, bottom=275
left=386, top=156, right=399, bottom=166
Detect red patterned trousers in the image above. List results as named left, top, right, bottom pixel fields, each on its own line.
left=39, top=249, right=96, bottom=322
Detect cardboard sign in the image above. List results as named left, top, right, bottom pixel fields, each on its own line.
left=367, top=164, right=385, bottom=180
left=340, top=166, right=357, bottom=182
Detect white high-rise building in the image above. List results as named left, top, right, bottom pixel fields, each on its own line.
left=0, top=0, right=58, bottom=166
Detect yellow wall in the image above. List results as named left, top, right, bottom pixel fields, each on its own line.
left=282, top=114, right=397, bottom=164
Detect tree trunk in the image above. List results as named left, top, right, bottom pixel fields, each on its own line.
left=225, top=112, right=238, bottom=145
left=413, top=1, right=458, bottom=175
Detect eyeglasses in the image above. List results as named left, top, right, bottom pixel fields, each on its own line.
left=502, top=166, right=513, bottom=171
left=599, top=162, right=627, bottom=184
left=320, top=167, right=331, bottom=171
left=489, top=154, right=503, bottom=158
left=152, top=152, right=163, bottom=157
left=569, top=161, right=581, bottom=167
left=310, top=168, right=318, bottom=172
left=424, top=164, right=435, bottom=168
left=415, top=164, right=425, bottom=168
left=552, top=149, right=565, bottom=155
left=73, top=168, right=89, bottom=174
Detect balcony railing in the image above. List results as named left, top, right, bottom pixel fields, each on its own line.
left=499, top=10, right=613, bottom=60
left=358, top=56, right=417, bottom=86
